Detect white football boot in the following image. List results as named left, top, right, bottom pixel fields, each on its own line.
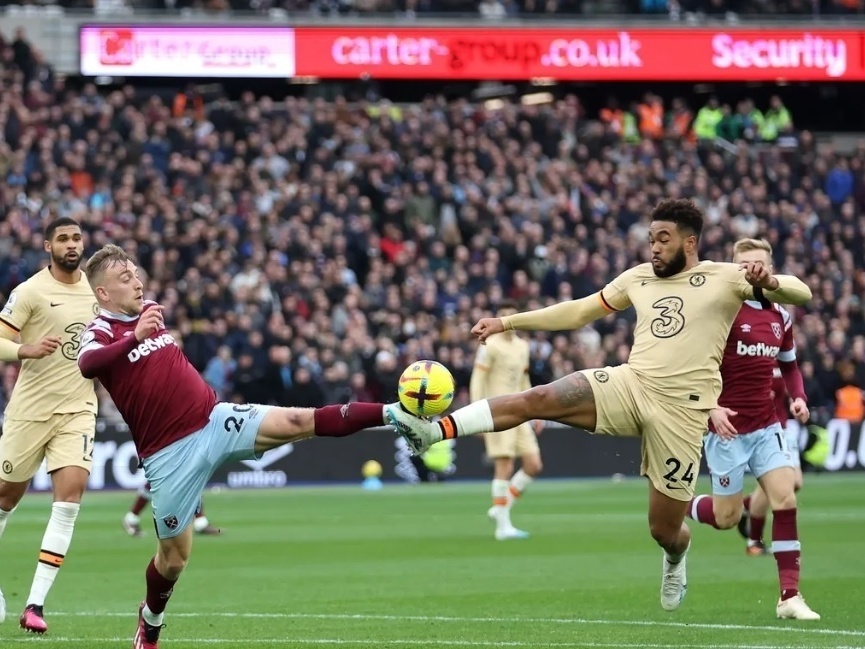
left=487, top=507, right=529, bottom=541
left=776, top=594, right=821, bottom=620
left=0, top=583, right=6, bottom=623
left=384, top=404, right=438, bottom=455
left=660, top=544, right=689, bottom=611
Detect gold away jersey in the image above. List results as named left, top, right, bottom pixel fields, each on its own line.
left=0, top=268, right=99, bottom=421
left=474, top=334, right=530, bottom=398
left=600, top=261, right=756, bottom=410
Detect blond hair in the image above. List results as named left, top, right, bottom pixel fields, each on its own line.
left=733, top=238, right=773, bottom=258
left=85, top=244, right=130, bottom=286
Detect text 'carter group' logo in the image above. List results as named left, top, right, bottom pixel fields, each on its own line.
left=128, top=333, right=177, bottom=363
left=736, top=340, right=780, bottom=358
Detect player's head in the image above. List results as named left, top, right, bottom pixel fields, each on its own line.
left=496, top=301, right=518, bottom=319
left=85, top=244, right=144, bottom=316
left=648, top=199, right=704, bottom=278
left=44, top=217, right=83, bottom=273
left=732, top=238, right=773, bottom=269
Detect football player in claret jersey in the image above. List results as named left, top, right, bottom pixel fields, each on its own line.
left=77, top=245, right=406, bottom=649
left=470, top=302, right=544, bottom=540
left=386, top=199, right=812, bottom=612
left=686, top=238, right=818, bottom=620
left=0, top=218, right=99, bottom=633
left=738, top=369, right=806, bottom=555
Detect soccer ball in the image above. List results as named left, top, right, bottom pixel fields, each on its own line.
left=397, top=360, right=456, bottom=417
left=361, top=460, right=382, bottom=479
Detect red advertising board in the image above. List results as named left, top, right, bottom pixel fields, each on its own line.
left=293, top=27, right=864, bottom=81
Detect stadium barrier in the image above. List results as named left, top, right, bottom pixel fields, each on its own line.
left=24, top=417, right=865, bottom=491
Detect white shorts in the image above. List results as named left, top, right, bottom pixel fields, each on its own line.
left=704, top=422, right=795, bottom=496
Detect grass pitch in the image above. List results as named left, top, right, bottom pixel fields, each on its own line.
left=1, top=474, right=863, bottom=648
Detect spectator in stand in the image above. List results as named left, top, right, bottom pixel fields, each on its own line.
left=0, top=28, right=863, bottom=431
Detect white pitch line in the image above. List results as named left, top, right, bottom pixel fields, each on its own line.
left=1, top=638, right=856, bottom=649
left=49, top=611, right=865, bottom=638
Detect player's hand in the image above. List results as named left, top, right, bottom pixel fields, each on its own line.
left=739, top=260, right=778, bottom=290
left=135, top=305, right=164, bottom=342
left=471, top=318, right=505, bottom=343
left=709, top=407, right=738, bottom=440
left=18, top=335, right=62, bottom=359
left=789, top=398, right=810, bottom=423
left=531, top=420, right=545, bottom=435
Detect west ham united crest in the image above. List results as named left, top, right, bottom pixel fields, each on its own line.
left=772, top=323, right=782, bottom=339
left=719, top=475, right=730, bottom=488
left=162, top=514, right=179, bottom=530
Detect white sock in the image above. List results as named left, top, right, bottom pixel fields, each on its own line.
left=491, top=480, right=511, bottom=528
left=0, top=506, right=15, bottom=542
left=143, top=603, right=164, bottom=627
left=508, top=469, right=533, bottom=505
left=451, top=400, right=495, bottom=437
left=27, top=502, right=80, bottom=607
left=193, top=516, right=210, bottom=533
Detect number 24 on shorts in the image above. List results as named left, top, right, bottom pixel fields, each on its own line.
left=663, top=457, right=695, bottom=489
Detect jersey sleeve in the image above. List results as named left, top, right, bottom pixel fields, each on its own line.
left=599, top=267, right=636, bottom=312
left=474, top=343, right=493, bottom=371
left=777, top=306, right=797, bottom=362
left=78, top=319, right=114, bottom=360
left=0, top=285, right=33, bottom=334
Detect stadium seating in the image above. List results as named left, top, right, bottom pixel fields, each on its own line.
left=0, top=29, right=862, bottom=426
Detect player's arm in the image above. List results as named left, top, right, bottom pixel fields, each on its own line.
left=77, top=325, right=138, bottom=378
left=734, top=263, right=811, bottom=305
left=0, top=289, right=60, bottom=360
left=501, top=270, right=633, bottom=334
left=469, top=346, right=491, bottom=402
left=777, top=308, right=808, bottom=421
left=501, top=292, right=617, bottom=332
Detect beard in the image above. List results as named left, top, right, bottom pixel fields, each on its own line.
left=653, top=246, right=688, bottom=278
left=52, top=250, right=81, bottom=273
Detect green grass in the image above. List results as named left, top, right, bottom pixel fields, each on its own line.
left=1, top=474, right=863, bottom=648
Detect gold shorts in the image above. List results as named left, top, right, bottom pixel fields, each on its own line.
left=483, top=423, right=540, bottom=459
left=582, top=365, right=708, bottom=501
left=0, top=413, right=96, bottom=482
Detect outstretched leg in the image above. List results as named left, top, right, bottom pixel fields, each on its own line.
left=389, top=372, right=597, bottom=454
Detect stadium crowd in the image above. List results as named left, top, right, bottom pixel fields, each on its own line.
left=0, top=30, right=863, bottom=427
left=3, top=0, right=861, bottom=17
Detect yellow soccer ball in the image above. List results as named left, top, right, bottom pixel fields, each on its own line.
left=361, top=460, right=382, bottom=479
left=397, top=360, right=456, bottom=417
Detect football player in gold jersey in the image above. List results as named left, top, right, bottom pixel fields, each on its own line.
left=471, top=302, right=544, bottom=540
left=0, top=218, right=99, bottom=633
left=387, top=199, right=811, bottom=612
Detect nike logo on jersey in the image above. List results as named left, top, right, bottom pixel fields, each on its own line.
left=641, top=279, right=658, bottom=286
left=49, top=302, right=63, bottom=307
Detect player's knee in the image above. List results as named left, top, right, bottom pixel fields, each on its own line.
left=523, top=385, right=556, bottom=418
left=714, top=507, right=741, bottom=530
left=522, top=456, right=543, bottom=476
left=648, top=520, right=679, bottom=548
left=772, top=491, right=797, bottom=511
left=0, top=481, right=27, bottom=511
